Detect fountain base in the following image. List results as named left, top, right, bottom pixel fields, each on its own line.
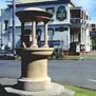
left=18, top=77, right=51, bottom=91
left=5, top=83, right=75, bottom=96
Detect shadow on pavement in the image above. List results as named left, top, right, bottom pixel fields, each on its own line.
left=0, top=84, right=20, bottom=96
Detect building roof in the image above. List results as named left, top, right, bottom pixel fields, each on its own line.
left=8, top=0, right=75, bottom=8
left=17, top=0, right=57, bottom=3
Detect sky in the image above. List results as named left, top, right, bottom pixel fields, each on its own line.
left=74, top=0, right=96, bottom=23
left=0, top=0, right=96, bottom=22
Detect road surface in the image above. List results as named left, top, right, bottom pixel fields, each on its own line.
left=0, top=60, right=96, bottom=90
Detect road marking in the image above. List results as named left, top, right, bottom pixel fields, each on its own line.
left=88, top=79, right=96, bottom=82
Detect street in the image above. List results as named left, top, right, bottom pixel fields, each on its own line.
left=0, top=60, right=96, bottom=90
left=48, top=60, right=96, bottom=90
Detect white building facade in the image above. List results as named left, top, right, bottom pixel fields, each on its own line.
left=0, top=0, right=91, bottom=54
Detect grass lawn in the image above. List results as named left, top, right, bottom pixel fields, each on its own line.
left=65, top=85, right=96, bottom=96
left=64, top=55, right=96, bottom=60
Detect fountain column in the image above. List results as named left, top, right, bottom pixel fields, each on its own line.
left=31, top=21, right=38, bottom=47
left=44, top=22, right=48, bottom=47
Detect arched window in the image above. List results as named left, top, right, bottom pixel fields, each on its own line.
left=56, top=6, right=67, bottom=21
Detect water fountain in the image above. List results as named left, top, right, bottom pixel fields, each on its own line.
left=5, top=7, right=74, bottom=96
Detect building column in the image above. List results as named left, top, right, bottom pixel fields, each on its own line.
left=44, top=23, right=48, bottom=47
left=80, top=28, right=82, bottom=44
left=81, top=28, right=85, bottom=44
left=31, top=21, right=38, bottom=47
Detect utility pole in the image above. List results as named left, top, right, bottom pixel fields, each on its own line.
left=6, top=0, right=16, bottom=55
left=1, top=9, right=3, bottom=48
left=12, top=0, right=16, bottom=55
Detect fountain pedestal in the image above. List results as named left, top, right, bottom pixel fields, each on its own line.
left=18, top=48, right=53, bottom=91
left=5, top=7, right=75, bottom=96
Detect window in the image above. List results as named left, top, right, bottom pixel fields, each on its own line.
left=48, top=28, right=54, bottom=40
left=4, top=20, right=8, bottom=30
left=56, top=6, right=67, bottom=21
left=46, top=7, right=55, bottom=17
left=46, top=7, right=55, bottom=21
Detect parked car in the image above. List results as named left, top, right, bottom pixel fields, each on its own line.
left=0, top=51, right=16, bottom=60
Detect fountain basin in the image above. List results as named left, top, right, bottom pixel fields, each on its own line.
left=16, top=47, right=54, bottom=57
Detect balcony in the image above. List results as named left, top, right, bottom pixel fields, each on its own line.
left=70, top=18, right=82, bottom=23
left=70, top=18, right=83, bottom=27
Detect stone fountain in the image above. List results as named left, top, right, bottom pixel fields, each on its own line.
left=5, top=7, right=74, bottom=96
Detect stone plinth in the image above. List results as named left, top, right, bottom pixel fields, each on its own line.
left=17, top=47, right=53, bottom=92
left=5, top=83, right=75, bottom=96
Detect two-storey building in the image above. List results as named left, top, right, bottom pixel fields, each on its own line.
left=0, top=0, right=91, bottom=54
left=70, top=7, right=91, bottom=54
left=90, top=23, right=96, bottom=50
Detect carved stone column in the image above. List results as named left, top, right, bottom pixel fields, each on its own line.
left=44, top=22, right=49, bottom=47
left=31, top=21, right=38, bottom=47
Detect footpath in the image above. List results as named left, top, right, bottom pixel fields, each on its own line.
left=64, top=51, right=96, bottom=60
